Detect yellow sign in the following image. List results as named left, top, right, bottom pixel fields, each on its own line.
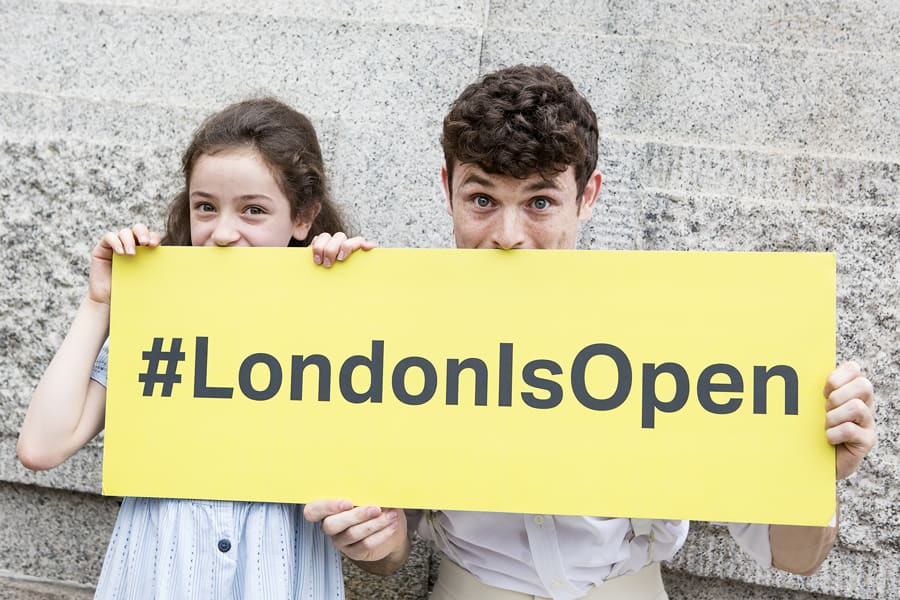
left=104, top=247, right=836, bottom=525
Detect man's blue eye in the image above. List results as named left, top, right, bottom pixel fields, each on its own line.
left=474, top=196, right=491, bottom=208
left=533, top=198, right=550, bottom=210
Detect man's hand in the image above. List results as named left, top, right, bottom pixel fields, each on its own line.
left=824, top=361, right=876, bottom=479
left=304, top=499, right=410, bottom=575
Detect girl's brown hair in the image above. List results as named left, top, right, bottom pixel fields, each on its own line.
left=163, top=98, right=344, bottom=246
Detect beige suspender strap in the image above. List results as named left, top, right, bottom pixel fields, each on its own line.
left=427, top=510, right=467, bottom=567
left=630, top=518, right=655, bottom=563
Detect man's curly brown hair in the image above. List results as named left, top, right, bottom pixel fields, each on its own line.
left=441, top=64, right=599, bottom=199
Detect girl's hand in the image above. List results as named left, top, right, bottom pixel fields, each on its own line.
left=310, top=232, right=377, bottom=268
left=88, top=224, right=161, bottom=305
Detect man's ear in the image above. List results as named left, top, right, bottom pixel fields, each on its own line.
left=578, top=170, right=602, bottom=222
left=292, top=202, right=322, bottom=242
left=441, top=164, right=453, bottom=216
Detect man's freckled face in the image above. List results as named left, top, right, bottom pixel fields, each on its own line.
left=445, top=163, right=597, bottom=250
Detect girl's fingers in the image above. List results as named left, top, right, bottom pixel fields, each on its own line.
left=310, top=233, right=333, bottom=265
left=99, top=231, right=126, bottom=256
left=311, top=234, right=377, bottom=267
left=334, top=237, right=377, bottom=262
left=100, top=225, right=162, bottom=257
left=322, top=232, right=348, bottom=266
left=117, top=228, right=138, bottom=255
left=132, top=223, right=151, bottom=246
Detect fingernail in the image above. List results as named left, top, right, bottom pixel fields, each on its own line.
left=337, top=251, right=345, bottom=261
left=324, top=258, right=332, bottom=267
left=367, top=506, right=379, bottom=518
left=314, top=254, right=322, bottom=265
left=140, top=236, right=148, bottom=245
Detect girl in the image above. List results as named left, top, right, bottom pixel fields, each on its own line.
left=17, top=98, right=373, bottom=598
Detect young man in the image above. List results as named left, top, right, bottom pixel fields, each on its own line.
left=306, top=65, right=877, bottom=599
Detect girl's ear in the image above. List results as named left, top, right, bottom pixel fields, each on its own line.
left=292, top=203, right=322, bottom=242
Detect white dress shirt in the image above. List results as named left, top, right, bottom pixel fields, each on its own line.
left=410, top=510, right=771, bottom=600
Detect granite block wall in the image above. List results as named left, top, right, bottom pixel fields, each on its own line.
left=1, top=1, right=897, bottom=598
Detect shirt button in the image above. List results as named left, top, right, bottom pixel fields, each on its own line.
left=533, top=515, right=544, bottom=526
left=217, top=539, right=231, bottom=553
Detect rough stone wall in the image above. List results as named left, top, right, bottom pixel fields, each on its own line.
left=1, top=1, right=897, bottom=598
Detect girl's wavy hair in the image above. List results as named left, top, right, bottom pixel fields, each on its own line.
left=441, top=64, right=599, bottom=200
left=163, top=98, right=344, bottom=246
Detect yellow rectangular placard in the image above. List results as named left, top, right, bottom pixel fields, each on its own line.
left=105, top=248, right=835, bottom=525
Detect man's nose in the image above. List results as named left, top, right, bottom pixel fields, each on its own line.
left=491, top=209, right=526, bottom=249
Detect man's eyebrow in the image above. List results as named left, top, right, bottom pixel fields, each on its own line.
left=523, top=177, right=562, bottom=193
left=459, top=173, right=496, bottom=188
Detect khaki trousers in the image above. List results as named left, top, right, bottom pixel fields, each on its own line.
left=429, top=557, right=669, bottom=600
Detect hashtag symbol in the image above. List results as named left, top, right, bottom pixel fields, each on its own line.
left=138, top=337, right=185, bottom=397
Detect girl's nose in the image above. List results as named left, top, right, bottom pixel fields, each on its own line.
left=211, top=218, right=241, bottom=247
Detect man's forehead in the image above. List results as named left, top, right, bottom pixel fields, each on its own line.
left=452, top=162, right=576, bottom=192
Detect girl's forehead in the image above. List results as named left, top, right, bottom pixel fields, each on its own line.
left=189, top=149, right=283, bottom=194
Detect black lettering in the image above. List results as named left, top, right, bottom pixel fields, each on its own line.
left=697, top=363, right=743, bottom=414
left=446, top=358, right=488, bottom=406
left=498, top=343, right=513, bottom=407
left=392, top=357, right=438, bottom=405
left=339, top=340, right=384, bottom=404
left=521, top=359, right=563, bottom=409
left=571, top=343, right=631, bottom=411
left=641, top=362, right=689, bottom=428
left=238, top=353, right=282, bottom=401
left=753, top=365, right=799, bottom=415
left=193, top=336, right=233, bottom=398
left=290, top=354, right=331, bottom=401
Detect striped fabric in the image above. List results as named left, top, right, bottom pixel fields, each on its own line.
left=91, top=342, right=344, bottom=599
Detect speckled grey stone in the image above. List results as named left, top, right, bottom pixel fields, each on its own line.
left=1, top=0, right=897, bottom=598
left=601, top=136, right=900, bottom=208
left=54, top=0, right=489, bottom=28
left=489, top=0, right=900, bottom=53
left=329, top=120, right=454, bottom=249
left=0, top=435, right=102, bottom=494
left=482, top=31, right=900, bottom=157
left=662, top=566, right=846, bottom=600
left=0, top=138, right=176, bottom=451
left=669, top=521, right=893, bottom=599
left=640, top=193, right=898, bottom=600
left=0, top=1, right=481, bottom=129
left=0, top=482, right=118, bottom=586
left=0, top=574, right=94, bottom=600
left=344, top=537, right=435, bottom=600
